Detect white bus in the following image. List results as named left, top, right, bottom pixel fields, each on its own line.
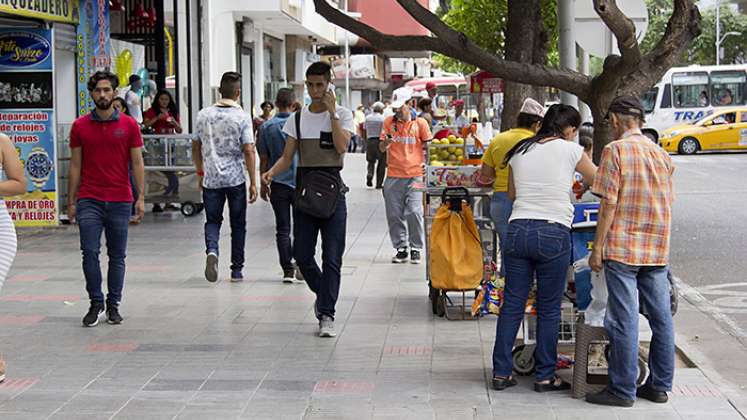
left=642, top=64, right=747, bottom=142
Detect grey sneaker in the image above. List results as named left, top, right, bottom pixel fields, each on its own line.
left=205, top=252, right=218, bottom=283
left=319, top=315, right=336, bottom=337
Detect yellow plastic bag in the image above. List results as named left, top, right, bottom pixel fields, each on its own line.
left=429, top=201, right=483, bottom=290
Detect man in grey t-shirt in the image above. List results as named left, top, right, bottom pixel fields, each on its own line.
left=193, top=71, right=258, bottom=283
left=364, top=102, right=386, bottom=188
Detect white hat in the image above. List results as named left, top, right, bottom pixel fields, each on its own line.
left=390, top=87, right=413, bottom=109
left=372, top=101, right=385, bottom=112
left=412, top=90, right=429, bottom=99
left=520, top=98, right=545, bottom=118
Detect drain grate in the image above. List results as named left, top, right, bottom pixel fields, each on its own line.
left=383, top=346, right=432, bottom=356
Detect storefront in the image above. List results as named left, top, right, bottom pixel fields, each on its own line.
left=0, top=1, right=83, bottom=227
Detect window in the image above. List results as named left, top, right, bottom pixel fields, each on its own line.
left=711, top=112, right=736, bottom=125
left=740, top=112, right=747, bottom=123
left=661, top=84, right=672, bottom=109
left=710, top=71, right=746, bottom=106
left=672, top=72, right=709, bottom=108
left=642, top=87, right=658, bottom=113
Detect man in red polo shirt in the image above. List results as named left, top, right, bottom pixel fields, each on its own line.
left=68, top=71, right=145, bottom=328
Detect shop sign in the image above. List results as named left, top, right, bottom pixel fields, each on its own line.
left=0, top=28, right=57, bottom=227
left=0, top=0, right=79, bottom=24
left=76, top=0, right=110, bottom=116
left=469, top=70, right=504, bottom=94
left=0, top=31, right=51, bottom=69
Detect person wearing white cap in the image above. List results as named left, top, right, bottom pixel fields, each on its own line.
left=478, top=98, right=545, bottom=278
left=365, top=101, right=387, bottom=188
left=379, top=87, right=432, bottom=264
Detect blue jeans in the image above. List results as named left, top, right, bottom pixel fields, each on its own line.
left=77, top=199, right=131, bottom=306
left=203, top=183, right=247, bottom=273
left=493, top=219, right=571, bottom=381
left=270, top=182, right=295, bottom=272
left=490, top=192, right=513, bottom=278
left=294, top=196, right=347, bottom=320
left=604, top=260, right=674, bottom=400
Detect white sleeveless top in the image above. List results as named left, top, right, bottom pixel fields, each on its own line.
left=508, top=139, right=584, bottom=228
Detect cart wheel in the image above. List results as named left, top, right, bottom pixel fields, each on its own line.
left=512, top=345, right=536, bottom=376
left=436, top=293, right=446, bottom=317
left=181, top=202, right=197, bottom=217
left=637, top=357, right=648, bottom=386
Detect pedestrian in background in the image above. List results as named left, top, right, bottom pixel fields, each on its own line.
left=491, top=104, right=596, bottom=392
left=0, top=129, right=27, bottom=381
left=68, top=71, right=145, bottom=328
left=479, top=98, right=544, bottom=278
left=364, top=102, right=386, bottom=189
left=143, top=90, right=182, bottom=212
left=258, top=88, right=301, bottom=284
left=253, top=101, right=274, bottom=138
left=587, top=96, right=675, bottom=408
left=113, top=97, right=141, bottom=224
left=380, top=87, right=431, bottom=265
left=193, top=71, right=258, bottom=284
left=262, top=61, right=354, bottom=338
left=124, top=74, right=143, bottom=123
left=417, top=97, right=434, bottom=127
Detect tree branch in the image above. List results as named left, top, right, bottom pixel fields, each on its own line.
left=312, top=0, right=591, bottom=99
left=645, top=0, right=701, bottom=66
left=593, top=0, right=642, bottom=68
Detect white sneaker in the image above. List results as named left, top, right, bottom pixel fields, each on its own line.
left=319, top=315, right=337, bottom=337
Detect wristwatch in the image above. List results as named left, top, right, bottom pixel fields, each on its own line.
left=26, top=146, right=53, bottom=190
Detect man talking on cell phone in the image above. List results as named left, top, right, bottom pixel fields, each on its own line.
left=261, top=61, right=355, bottom=338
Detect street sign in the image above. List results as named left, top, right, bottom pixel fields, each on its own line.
left=575, top=0, right=648, bottom=58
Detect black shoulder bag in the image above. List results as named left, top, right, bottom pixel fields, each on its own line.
left=294, top=111, right=341, bottom=219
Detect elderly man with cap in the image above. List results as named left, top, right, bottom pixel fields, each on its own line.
left=380, top=87, right=432, bottom=264
left=479, top=98, right=545, bottom=278
left=365, top=101, right=387, bottom=188
left=586, top=96, right=675, bottom=408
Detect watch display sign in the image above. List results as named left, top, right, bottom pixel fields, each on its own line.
left=0, top=28, right=57, bottom=226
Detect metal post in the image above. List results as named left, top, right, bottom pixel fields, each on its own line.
left=344, top=0, right=351, bottom=109
left=716, top=0, right=721, bottom=66
left=579, top=47, right=592, bottom=123
left=558, top=0, right=577, bottom=107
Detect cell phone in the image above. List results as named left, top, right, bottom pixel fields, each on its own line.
left=327, top=83, right=336, bottom=94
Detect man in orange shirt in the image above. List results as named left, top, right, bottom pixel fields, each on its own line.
left=380, top=87, right=432, bottom=264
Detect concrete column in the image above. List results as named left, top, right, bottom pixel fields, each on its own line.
left=558, top=0, right=577, bottom=108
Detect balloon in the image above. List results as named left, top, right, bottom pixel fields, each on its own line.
left=115, top=49, right=132, bottom=87
left=143, top=79, right=156, bottom=98
left=132, top=67, right=149, bottom=95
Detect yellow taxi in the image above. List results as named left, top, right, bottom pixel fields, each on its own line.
left=660, top=108, right=747, bottom=154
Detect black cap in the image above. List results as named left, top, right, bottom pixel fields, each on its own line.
left=606, top=95, right=646, bottom=122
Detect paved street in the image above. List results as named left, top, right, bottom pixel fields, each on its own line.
left=0, top=154, right=742, bottom=419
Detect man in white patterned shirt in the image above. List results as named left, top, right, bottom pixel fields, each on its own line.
left=193, top=71, right=258, bottom=283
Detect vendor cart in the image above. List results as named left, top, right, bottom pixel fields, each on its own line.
left=142, top=134, right=203, bottom=217
left=422, top=126, right=496, bottom=320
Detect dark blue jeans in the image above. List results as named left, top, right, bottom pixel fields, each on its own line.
left=203, top=183, right=247, bottom=273
left=605, top=261, right=674, bottom=400
left=489, top=192, right=513, bottom=278
left=294, top=196, right=347, bottom=320
left=493, top=219, right=571, bottom=381
left=270, top=182, right=295, bottom=272
left=77, top=199, right=131, bottom=306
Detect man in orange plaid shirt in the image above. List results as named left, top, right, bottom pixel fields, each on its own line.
left=586, top=96, right=675, bottom=408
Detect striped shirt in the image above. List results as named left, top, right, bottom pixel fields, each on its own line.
left=0, top=167, right=17, bottom=290
left=592, top=131, right=674, bottom=266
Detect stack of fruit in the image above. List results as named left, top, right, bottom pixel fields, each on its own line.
left=428, top=134, right=465, bottom=166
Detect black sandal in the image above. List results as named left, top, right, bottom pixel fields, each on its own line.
left=534, top=376, right=571, bottom=392
left=492, top=375, right=517, bottom=391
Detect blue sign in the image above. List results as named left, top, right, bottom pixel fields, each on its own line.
left=0, top=30, right=52, bottom=70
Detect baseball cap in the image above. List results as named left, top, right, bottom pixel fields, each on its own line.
left=606, top=95, right=646, bottom=121
left=452, top=99, right=464, bottom=107
left=390, top=87, right=413, bottom=109
left=425, top=81, right=437, bottom=91
left=519, top=98, right=545, bottom=118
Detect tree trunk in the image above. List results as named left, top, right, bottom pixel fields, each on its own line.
left=500, top=0, right=541, bottom=130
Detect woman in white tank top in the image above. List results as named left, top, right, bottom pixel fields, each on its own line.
left=491, top=105, right=597, bottom=392
left=0, top=132, right=27, bottom=382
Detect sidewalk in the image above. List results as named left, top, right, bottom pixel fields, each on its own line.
left=0, top=154, right=742, bottom=420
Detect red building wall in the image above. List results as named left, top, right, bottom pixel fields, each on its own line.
left=348, top=0, right=431, bottom=37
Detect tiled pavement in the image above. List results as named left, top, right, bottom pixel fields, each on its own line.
left=0, top=155, right=742, bottom=419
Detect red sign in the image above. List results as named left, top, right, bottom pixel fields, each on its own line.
left=469, top=71, right=504, bottom=94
